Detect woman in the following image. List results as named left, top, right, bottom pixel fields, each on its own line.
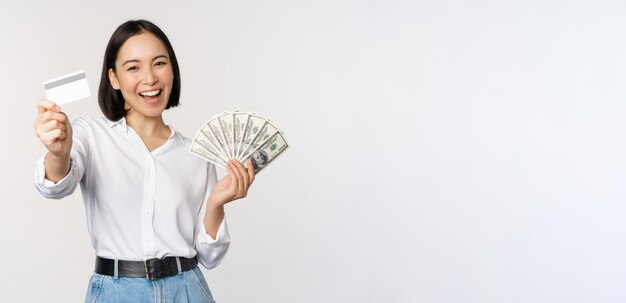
left=33, top=20, right=254, bottom=302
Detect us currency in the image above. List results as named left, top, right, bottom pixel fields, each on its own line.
left=191, top=128, right=228, bottom=166
left=198, top=111, right=230, bottom=162
left=190, top=110, right=289, bottom=173
left=241, top=131, right=289, bottom=173
left=200, top=124, right=229, bottom=163
left=205, top=113, right=231, bottom=161
left=236, top=114, right=268, bottom=160
left=217, top=112, right=235, bottom=159
left=239, top=121, right=279, bottom=162
left=189, top=142, right=227, bottom=168
left=232, top=112, right=250, bottom=159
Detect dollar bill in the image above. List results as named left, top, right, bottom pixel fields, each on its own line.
left=190, top=110, right=289, bottom=174
left=236, top=114, right=268, bottom=160
left=233, top=112, right=250, bottom=159
left=239, top=121, right=279, bottom=162
left=217, top=112, right=235, bottom=159
left=189, top=142, right=227, bottom=168
left=199, top=124, right=229, bottom=163
left=192, top=125, right=228, bottom=166
left=241, top=131, right=289, bottom=173
left=205, top=113, right=231, bottom=161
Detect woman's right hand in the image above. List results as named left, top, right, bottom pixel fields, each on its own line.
left=34, top=100, right=73, bottom=158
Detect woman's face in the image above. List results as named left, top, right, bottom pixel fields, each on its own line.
left=109, top=32, right=173, bottom=119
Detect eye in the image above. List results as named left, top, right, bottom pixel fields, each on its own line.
left=155, top=61, right=167, bottom=66
left=127, top=66, right=138, bottom=71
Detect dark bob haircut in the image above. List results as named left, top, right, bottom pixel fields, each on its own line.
left=98, top=20, right=181, bottom=121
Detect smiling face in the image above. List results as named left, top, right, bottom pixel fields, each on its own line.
left=108, top=32, right=173, bottom=120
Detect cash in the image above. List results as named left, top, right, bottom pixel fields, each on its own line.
left=189, top=110, right=289, bottom=174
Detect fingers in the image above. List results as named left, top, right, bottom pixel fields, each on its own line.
left=228, top=159, right=253, bottom=199
left=236, top=160, right=253, bottom=193
left=40, top=119, right=67, bottom=133
left=225, top=162, right=238, bottom=193
left=35, top=107, right=67, bottom=131
left=38, top=99, right=60, bottom=114
left=246, top=159, right=256, bottom=185
left=35, top=110, right=68, bottom=138
left=228, top=160, right=244, bottom=196
left=36, top=99, right=64, bottom=127
left=34, top=99, right=72, bottom=156
left=39, top=128, right=66, bottom=146
left=39, top=109, right=67, bottom=124
left=35, top=100, right=67, bottom=130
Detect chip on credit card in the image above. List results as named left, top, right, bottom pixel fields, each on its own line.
left=43, top=70, right=91, bottom=106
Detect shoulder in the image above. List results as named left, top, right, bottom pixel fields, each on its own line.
left=168, top=125, right=193, bottom=147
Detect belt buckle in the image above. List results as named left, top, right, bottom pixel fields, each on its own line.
left=144, top=258, right=162, bottom=280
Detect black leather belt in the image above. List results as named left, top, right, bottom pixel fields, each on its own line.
left=95, top=256, right=198, bottom=280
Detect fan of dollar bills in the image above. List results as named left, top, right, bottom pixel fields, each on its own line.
left=189, top=110, right=289, bottom=173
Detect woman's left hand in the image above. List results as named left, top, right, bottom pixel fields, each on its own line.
left=208, top=159, right=256, bottom=208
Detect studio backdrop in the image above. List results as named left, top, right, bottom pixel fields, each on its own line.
left=1, top=0, right=625, bottom=302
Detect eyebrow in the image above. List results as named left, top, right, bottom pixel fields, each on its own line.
left=122, top=54, right=169, bottom=66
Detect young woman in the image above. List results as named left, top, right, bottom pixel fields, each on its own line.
left=33, top=20, right=254, bottom=302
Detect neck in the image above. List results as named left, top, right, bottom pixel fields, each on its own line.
left=124, top=112, right=169, bottom=138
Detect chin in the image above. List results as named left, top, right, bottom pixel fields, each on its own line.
left=128, top=106, right=166, bottom=118
left=146, top=108, right=167, bottom=117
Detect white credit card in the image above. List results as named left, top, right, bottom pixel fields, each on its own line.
left=43, top=70, right=91, bottom=105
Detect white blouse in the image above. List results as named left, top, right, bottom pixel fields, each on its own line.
left=34, top=116, right=230, bottom=269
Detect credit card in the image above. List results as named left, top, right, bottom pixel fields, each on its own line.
left=43, top=70, right=91, bottom=106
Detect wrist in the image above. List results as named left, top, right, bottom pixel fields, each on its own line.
left=206, top=198, right=225, bottom=211
left=44, top=151, right=71, bottom=183
left=47, top=150, right=70, bottom=161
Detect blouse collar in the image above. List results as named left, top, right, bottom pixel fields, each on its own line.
left=106, top=117, right=184, bottom=144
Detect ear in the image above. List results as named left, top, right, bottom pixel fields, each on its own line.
left=108, top=68, right=120, bottom=90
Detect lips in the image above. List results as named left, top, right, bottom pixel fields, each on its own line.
left=138, top=89, right=162, bottom=104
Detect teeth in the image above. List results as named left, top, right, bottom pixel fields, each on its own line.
left=140, top=90, right=160, bottom=97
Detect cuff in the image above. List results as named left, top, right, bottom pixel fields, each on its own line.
left=197, top=218, right=230, bottom=245
left=35, top=152, right=72, bottom=187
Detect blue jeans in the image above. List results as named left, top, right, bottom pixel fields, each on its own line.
left=85, top=266, right=216, bottom=303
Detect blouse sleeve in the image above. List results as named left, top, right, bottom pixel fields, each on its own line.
left=194, top=163, right=231, bottom=269
left=33, top=117, right=90, bottom=199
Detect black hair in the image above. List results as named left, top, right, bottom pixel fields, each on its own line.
left=98, top=19, right=181, bottom=121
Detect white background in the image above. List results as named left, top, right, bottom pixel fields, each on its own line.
left=1, top=0, right=625, bottom=302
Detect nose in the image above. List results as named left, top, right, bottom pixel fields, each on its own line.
left=142, top=68, right=158, bottom=85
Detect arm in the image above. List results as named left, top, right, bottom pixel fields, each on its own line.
left=194, top=160, right=255, bottom=269
left=203, top=205, right=225, bottom=240
left=33, top=100, right=89, bottom=199
left=203, top=159, right=255, bottom=238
